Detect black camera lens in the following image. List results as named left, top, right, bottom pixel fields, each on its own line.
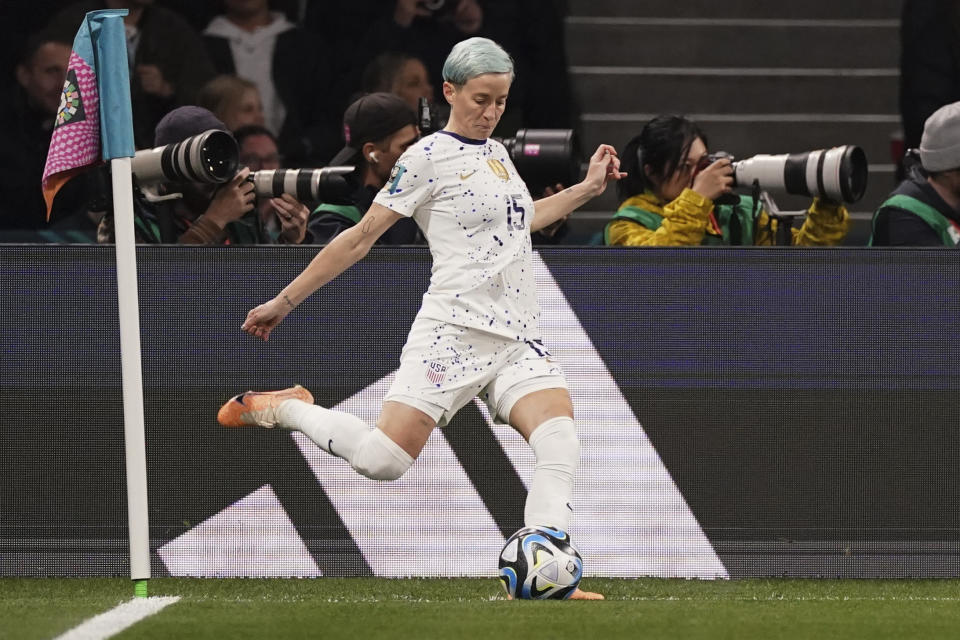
left=199, top=130, right=241, bottom=183
left=500, top=129, right=581, bottom=193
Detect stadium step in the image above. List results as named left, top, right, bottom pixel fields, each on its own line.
left=566, top=18, right=899, bottom=69
left=563, top=0, right=902, bottom=245
left=571, top=70, right=897, bottom=118
left=567, top=0, right=902, bottom=20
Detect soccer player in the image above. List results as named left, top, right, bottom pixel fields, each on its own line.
left=218, top=37, right=623, bottom=600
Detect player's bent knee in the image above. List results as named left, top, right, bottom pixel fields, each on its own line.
left=350, top=428, right=415, bottom=481
left=529, top=416, right=579, bottom=473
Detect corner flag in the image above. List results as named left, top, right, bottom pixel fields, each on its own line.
left=39, top=9, right=151, bottom=595
left=41, top=9, right=135, bottom=218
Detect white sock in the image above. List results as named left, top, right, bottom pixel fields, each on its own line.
left=524, top=416, right=579, bottom=532
left=277, top=399, right=414, bottom=481
left=277, top=399, right=368, bottom=458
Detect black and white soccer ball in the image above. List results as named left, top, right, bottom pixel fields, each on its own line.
left=498, top=526, right=583, bottom=600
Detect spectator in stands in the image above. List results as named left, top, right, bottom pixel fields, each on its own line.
left=97, top=106, right=309, bottom=244
left=306, top=1, right=482, bottom=107
left=48, top=0, right=216, bottom=149
left=605, top=115, right=849, bottom=247
left=361, top=51, right=435, bottom=113
left=235, top=124, right=311, bottom=244
left=871, top=101, right=960, bottom=246
left=0, top=30, right=93, bottom=233
left=153, top=0, right=218, bottom=33
left=481, top=0, right=578, bottom=132
left=203, top=0, right=342, bottom=165
left=900, top=0, right=960, bottom=152
left=309, top=92, right=422, bottom=244
left=0, top=0, right=73, bottom=90
left=198, top=74, right=266, bottom=132
left=158, top=0, right=303, bottom=31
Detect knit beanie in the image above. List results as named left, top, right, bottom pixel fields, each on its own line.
left=920, top=101, right=960, bottom=172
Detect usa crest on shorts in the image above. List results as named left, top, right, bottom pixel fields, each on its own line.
left=425, top=360, right=448, bottom=386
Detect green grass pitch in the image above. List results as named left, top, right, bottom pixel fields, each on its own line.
left=2, top=577, right=960, bottom=639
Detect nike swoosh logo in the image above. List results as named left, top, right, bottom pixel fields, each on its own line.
left=530, top=576, right=554, bottom=598
left=328, top=439, right=335, bottom=457
left=459, top=170, right=476, bottom=180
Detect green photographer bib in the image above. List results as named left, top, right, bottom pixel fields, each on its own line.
left=870, top=194, right=960, bottom=246
left=609, top=195, right=759, bottom=246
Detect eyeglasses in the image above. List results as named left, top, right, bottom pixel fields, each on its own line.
left=239, top=153, right=282, bottom=170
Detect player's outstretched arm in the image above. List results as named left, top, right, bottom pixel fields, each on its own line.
left=529, top=144, right=625, bottom=232
left=241, top=204, right=404, bottom=341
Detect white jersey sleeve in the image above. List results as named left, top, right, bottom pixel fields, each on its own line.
left=372, top=143, right=438, bottom=218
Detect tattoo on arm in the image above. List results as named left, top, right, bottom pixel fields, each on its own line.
left=283, top=294, right=296, bottom=309
left=361, top=215, right=375, bottom=233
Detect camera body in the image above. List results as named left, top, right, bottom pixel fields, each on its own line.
left=705, top=151, right=735, bottom=167
left=701, top=146, right=868, bottom=204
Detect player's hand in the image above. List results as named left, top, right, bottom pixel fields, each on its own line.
left=241, top=297, right=292, bottom=342
left=272, top=194, right=309, bottom=244
left=691, top=157, right=734, bottom=202
left=582, top=144, right=625, bottom=197
left=205, top=168, right=256, bottom=228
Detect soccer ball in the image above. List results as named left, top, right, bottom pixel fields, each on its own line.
left=498, top=526, right=583, bottom=600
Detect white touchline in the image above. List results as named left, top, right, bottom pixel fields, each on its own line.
left=53, top=596, right=180, bottom=640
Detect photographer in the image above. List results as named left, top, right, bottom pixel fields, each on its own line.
left=97, top=106, right=309, bottom=245
left=308, top=93, right=421, bottom=244
left=870, top=101, right=960, bottom=246
left=234, top=124, right=310, bottom=244
left=605, top=115, right=850, bottom=247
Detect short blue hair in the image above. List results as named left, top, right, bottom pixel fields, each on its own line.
left=442, top=37, right=514, bottom=85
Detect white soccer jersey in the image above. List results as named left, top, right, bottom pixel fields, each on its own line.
left=373, top=130, right=540, bottom=341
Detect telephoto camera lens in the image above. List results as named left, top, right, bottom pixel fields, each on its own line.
left=498, top=129, right=582, bottom=194
left=250, top=167, right=355, bottom=203
left=732, top=145, right=868, bottom=204
left=130, top=129, right=239, bottom=185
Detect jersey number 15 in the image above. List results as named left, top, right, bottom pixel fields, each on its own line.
left=505, top=194, right=526, bottom=231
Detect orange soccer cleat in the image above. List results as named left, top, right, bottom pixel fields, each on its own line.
left=217, top=385, right=314, bottom=428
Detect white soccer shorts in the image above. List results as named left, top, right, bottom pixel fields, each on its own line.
left=384, top=318, right=567, bottom=427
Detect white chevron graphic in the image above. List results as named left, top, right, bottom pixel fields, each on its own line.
left=159, top=253, right=727, bottom=578
left=290, top=372, right=505, bottom=577
left=477, top=254, right=728, bottom=578
left=158, top=484, right=322, bottom=577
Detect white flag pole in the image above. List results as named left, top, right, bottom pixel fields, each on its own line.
left=109, top=155, right=151, bottom=594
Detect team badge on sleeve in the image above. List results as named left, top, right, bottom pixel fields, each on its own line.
left=387, top=163, right=407, bottom=193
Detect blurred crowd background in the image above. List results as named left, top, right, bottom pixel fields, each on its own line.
left=0, top=0, right=955, bottom=247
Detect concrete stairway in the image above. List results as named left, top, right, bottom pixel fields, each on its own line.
left=565, top=0, right=903, bottom=245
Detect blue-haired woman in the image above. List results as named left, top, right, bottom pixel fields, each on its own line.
left=218, top=37, right=623, bottom=599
